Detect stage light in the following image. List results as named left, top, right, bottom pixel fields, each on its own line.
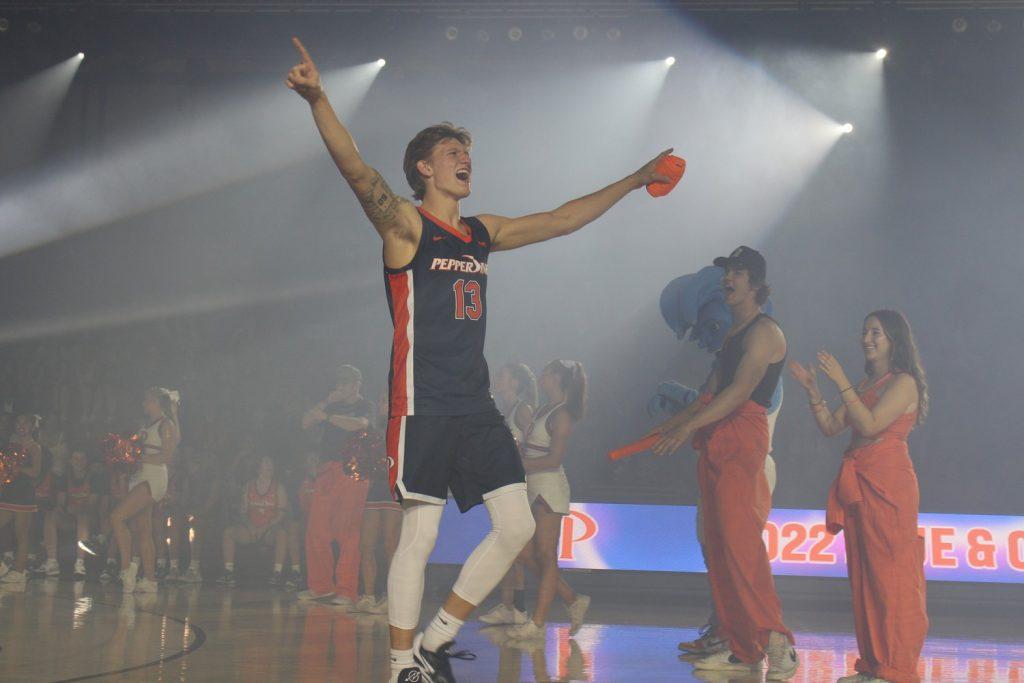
left=475, top=29, right=490, bottom=44
left=77, top=52, right=85, bottom=60
left=540, top=28, right=555, bottom=41
left=375, top=58, right=386, bottom=67
left=664, top=56, right=676, bottom=67
left=606, top=27, right=622, bottom=41
left=573, top=26, right=589, bottom=41
left=874, top=48, right=888, bottom=60
left=986, top=19, right=1003, bottom=34
left=445, top=26, right=458, bottom=41
left=840, top=122, right=854, bottom=134
left=507, top=26, right=522, bottom=42
left=952, top=17, right=968, bottom=33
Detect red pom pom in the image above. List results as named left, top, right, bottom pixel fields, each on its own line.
left=101, top=432, right=143, bottom=473
left=339, top=431, right=387, bottom=481
left=0, top=445, right=26, bottom=492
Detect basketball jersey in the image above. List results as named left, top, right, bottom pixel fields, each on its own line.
left=65, top=472, right=93, bottom=513
left=385, top=207, right=494, bottom=417
left=246, top=479, right=279, bottom=529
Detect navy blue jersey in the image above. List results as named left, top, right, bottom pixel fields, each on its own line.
left=384, top=207, right=495, bottom=417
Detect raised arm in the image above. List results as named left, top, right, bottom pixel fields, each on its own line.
left=286, top=38, right=420, bottom=258
left=817, top=352, right=918, bottom=438
left=478, top=149, right=673, bottom=252
left=789, top=360, right=849, bottom=438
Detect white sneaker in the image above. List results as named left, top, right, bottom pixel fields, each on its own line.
left=165, top=566, right=181, bottom=582
left=0, top=569, right=27, bottom=586
left=766, top=631, right=799, bottom=680
left=479, top=603, right=528, bottom=626
left=0, top=561, right=9, bottom=579
left=74, top=559, right=87, bottom=579
left=330, top=595, right=356, bottom=610
left=182, top=566, right=203, bottom=583
left=135, top=578, right=158, bottom=593
left=566, top=594, right=591, bottom=635
left=355, top=594, right=377, bottom=612
left=369, top=596, right=389, bottom=615
left=121, top=563, right=138, bottom=593
left=44, top=559, right=60, bottom=577
left=693, top=649, right=763, bottom=673
left=297, top=589, right=334, bottom=601
left=506, top=619, right=545, bottom=640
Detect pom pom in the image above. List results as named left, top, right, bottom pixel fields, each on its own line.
left=338, top=431, right=387, bottom=481
left=101, top=432, right=143, bottom=473
left=0, top=445, right=26, bottom=491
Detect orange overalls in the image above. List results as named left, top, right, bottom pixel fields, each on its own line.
left=826, top=375, right=928, bottom=683
left=305, top=461, right=369, bottom=599
left=694, top=396, right=793, bottom=664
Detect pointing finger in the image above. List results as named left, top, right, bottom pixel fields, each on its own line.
left=292, top=36, right=313, bottom=64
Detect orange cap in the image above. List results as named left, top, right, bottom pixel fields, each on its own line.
left=646, top=154, right=686, bottom=197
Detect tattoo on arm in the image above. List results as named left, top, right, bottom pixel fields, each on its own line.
left=358, top=170, right=406, bottom=227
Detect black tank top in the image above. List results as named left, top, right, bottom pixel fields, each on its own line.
left=715, top=313, right=785, bottom=409
left=383, top=208, right=495, bottom=417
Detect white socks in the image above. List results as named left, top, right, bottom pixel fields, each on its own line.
left=421, top=608, right=464, bottom=652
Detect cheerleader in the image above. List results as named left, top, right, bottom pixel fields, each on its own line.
left=507, top=360, right=590, bottom=639
left=0, top=414, right=44, bottom=586
left=110, top=387, right=181, bottom=593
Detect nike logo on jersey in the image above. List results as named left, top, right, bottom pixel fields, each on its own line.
left=429, top=254, right=489, bottom=275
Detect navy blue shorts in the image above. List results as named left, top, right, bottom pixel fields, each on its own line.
left=387, top=406, right=525, bottom=513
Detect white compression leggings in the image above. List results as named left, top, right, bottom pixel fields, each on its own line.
left=387, top=487, right=535, bottom=630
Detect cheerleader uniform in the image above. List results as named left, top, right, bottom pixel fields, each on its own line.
left=129, top=418, right=168, bottom=502
left=0, top=441, right=38, bottom=513
left=521, top=403, right=572, bottom=515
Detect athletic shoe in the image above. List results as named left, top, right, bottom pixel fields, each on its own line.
left=369, top=596, right=389, bottom=615
left=215, top=570, right=235, bottom=587
left=679, top=623, right=728, bottom=654
left=121, top=563, right=138, bottom=593
left=165, top=566, right=182, bottom=583
left=412, top=632, right=477, bottom=683
left=43, top=559, right=61, bottom=577
left=391, top=666, right=427, bottom=683
left=766, top=631, right=799, bottom=680
left=0, top=569, right=27, bottom=586
left=284, top=573, right=299, bottom=591
left=73, top=559, right=87, bottom=580
left=566, top=594, right=591, bottom=635
left=182, top=565, right=202, bottom=583
left=0, top=561, right=9, bottom=579
left=693, top=649, right=763, bottom=673
left=100, top=563, right=118, bottom=582
left=506, top=620, right=545, bottom=640
left=479, top=603, right=528, bottom=626
left=268, top=572, right=284, bottom=588
left=330, top=595, right=356, bottom=610
left=135, top=578, right=159, bottom=593
left=297, top=589, right=334, bottom=601
left=355, top=594, right=377, bottom=612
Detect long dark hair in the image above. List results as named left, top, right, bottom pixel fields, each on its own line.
left=865, top=309, right=929, bottom=424
left=146, top=387, right=180, bottom=427
left=546, top=360, right=588, bottom=422
left=502, top=362, right=538, bottom=408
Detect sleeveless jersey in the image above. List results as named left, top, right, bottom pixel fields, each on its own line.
left=716, top=313, right=785, bottom=409
left=246, top=479, right=280, bottom=529
left=385, top=207, right=495, bottom=417
left=65, top=472, right=94, bottom=513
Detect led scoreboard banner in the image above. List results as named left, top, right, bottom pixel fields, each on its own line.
left=428, top=502, right=1024, bottom=584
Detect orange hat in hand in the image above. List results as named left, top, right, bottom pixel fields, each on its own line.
left=646, top=154, right=686, bottom=197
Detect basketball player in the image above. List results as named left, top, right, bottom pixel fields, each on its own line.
left=287, top=37, right=672, bottom=683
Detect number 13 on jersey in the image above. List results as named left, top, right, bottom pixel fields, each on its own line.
left=453, top=279, right=483, bottom=321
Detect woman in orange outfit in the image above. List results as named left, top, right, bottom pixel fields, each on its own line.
left=790, top=309, right=929, bottom=683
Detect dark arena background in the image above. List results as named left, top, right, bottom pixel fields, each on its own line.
left=0, top=1, right=1022, bottom=681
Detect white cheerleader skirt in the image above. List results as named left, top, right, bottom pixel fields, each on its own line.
left=526, top=466, right=571, bottom=515
left=130, top=463, right=168, bottom=503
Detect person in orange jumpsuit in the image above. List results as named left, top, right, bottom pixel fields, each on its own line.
left=790, top=308, right=929, bottom=683
left=652, top=247, right=798, bottom=680
left=298, top=365, right=376, bottom=607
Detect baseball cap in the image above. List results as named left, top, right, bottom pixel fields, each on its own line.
left=713, top=246, right=766, bottom=283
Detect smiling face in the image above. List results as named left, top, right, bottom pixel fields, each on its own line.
left=721, top=266, right=756, bottom=307
left=419, top=138, right=472, bottom=201
left=861, top=315, right=892, bottom=367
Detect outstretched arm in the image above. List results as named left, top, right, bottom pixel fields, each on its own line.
left=286, top=38, right=419, bottom=249
left=479, top=149, right=673, bottom=252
